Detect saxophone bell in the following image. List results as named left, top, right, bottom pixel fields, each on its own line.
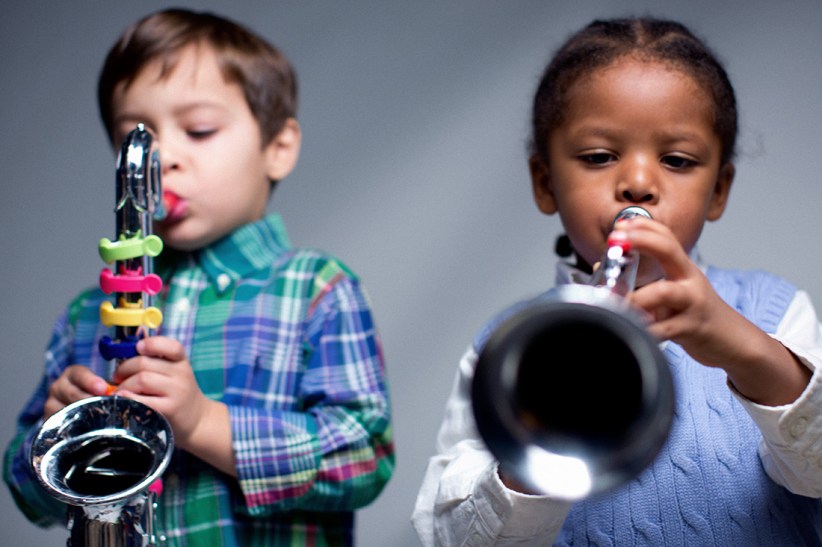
left=31, top=396, right=173, bottom=546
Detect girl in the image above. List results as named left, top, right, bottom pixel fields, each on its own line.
left=413, top=18, right=822, bottom=546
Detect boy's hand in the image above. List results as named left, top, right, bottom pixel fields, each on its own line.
left=44, top=366, right=111, bottom=420
left=112, top=336, right=206, bottom=447
left=112, top=336, right=236, bottom=475
left=620, top=217, right=811, bottom=406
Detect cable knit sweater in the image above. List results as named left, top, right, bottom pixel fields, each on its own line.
left=556, top=268, right=821, bottom=545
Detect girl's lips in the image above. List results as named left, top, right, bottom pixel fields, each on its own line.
left=161, top=191, right=188, bottom=224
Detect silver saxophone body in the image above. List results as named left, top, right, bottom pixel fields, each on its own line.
left=31, top=125, right=174, bottom=546
left=472, top=206, right=674, bottom=499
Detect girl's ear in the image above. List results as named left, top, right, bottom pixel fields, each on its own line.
left=529, top=154, right=558, bottom=215
left=706, top=162, right=734, bottom=221
left=263, top=118, right=302, bottom=181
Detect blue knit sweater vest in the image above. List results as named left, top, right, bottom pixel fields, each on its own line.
left=549, top=267, right=822, bottom=546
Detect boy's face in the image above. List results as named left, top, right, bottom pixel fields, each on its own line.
left=531, top=58, right=734, bottom=286
left=111, top=44, right=299, bottom=251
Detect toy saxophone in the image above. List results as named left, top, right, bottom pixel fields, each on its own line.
left=30, top=124, right=174, bottom=546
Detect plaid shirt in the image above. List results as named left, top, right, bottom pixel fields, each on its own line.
left=4, top=214, right=394, bottom=546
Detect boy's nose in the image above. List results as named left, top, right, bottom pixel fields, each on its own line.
left=158, top=141, right=181, bottom=175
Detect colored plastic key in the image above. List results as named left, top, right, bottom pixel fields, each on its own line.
left=99, top=334, right=141, bottom=361
left=100, top=300, right=163, bottom=329
left=99, top=232, right=163, bottom=263
left=100, top=267, right=163, bottom=295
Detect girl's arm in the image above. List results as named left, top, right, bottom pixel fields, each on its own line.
left=412, top=347, right=571, bottom=546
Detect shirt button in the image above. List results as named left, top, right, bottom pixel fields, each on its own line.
left=789, top=417, right=808, bottom=438
left=173, top=298, right=191, bottom=315
left=217, top=273, right=231, bottom=291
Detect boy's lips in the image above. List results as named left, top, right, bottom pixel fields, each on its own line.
left=161, top=191, right=188, bottom=224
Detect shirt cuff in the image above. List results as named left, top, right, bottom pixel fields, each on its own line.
left=730, top=348, right=820, bottom=445
left=474, top=461, right=570, bottom=539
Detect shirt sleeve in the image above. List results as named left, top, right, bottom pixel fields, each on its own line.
left=230, top=276, right=394, bottom=515
left=732, top=289, right=822, bottom=497
left=3, top=311, right=73, bottom=527
left=411, top=346, right=571, bottom=546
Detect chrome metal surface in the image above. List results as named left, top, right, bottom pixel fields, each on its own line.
left=471, top=206, right=674, bottom=499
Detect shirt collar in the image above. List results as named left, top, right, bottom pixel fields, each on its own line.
left=158, top=213, right=292, bottom=294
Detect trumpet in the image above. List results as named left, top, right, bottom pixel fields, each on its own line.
left=471, top=206, right=674, bottom=500
left=31, top=124, right=174, bottom=546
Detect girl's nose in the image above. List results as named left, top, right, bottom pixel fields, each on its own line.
left=616, top=158, right=657, bottom=204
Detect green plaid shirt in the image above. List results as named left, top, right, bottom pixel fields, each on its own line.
left=4, top=214, right=394, bottom=546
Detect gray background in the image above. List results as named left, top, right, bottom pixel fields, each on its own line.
left=2, top=1, right=821, bottom=545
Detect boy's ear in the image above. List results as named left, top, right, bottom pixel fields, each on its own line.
left=263, top=118, right=301, bottom=181
left=706, top=162, right=734, bottom=221
left=529, top=154, right=558, bottom=215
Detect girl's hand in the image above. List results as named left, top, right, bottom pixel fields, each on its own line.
left=618, top=217, right=736, bottom=365
left=620, top=217, right=810, bottom=405
left=112, top=336, right=235, bottom=475
left=44, top=365, right=111, bottom=420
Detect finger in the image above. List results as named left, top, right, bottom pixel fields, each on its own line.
left=616, top=218, right=693, bottom=281
left=112, top=355, right=170, bottom=384
left=65, top=366, right=110, bottom=397
left=44, top=367, right=110, bottom=419
left=137, top=336, right=186, bottom=361
left=629, top=279, right=686, bottom=319
left=115, top=369, right=174, bottom=398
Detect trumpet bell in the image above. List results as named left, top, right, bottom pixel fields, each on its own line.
left=472, top=285, right=674, bottom=499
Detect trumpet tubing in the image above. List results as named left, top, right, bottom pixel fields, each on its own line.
left=471, top=207, right=674, bottom=499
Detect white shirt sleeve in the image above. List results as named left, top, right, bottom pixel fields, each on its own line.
left=411, top=347, right=571, bottom=546
left=732, top=289, right=822, bottom=497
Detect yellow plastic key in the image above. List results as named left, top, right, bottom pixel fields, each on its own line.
left=100, top=300, right=163, bottom=329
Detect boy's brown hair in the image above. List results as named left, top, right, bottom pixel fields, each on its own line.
left=98, top=8, right=297, bottom=147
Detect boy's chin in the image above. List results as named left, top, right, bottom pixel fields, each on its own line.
left=155, top=226, right=209, bottom=253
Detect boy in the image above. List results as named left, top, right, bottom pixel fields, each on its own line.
left=5, top=9, right=394, bottom=545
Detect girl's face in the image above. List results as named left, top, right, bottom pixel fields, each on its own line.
left=531, top=57, right=734, bottom=286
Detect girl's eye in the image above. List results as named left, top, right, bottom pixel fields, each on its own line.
left=661, top=155, right=697, bottom=169
left=579, top=152, right=616, bottom=166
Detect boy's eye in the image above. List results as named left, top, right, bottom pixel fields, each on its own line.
left=579, top=152, right=616, bottom=166
left=661, top=155, right=697, bottom=169
left=187, top=129, right=217, bottom=140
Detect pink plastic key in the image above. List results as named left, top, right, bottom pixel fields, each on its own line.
left=100, top=267, right=163, bottom=295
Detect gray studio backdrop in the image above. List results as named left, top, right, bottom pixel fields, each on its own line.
left=2, top=1, right=821, bottom=545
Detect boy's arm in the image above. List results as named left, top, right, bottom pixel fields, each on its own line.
left=229, top=276, right=394, bottom=515
left=3, top=312, right=74, bottom=526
